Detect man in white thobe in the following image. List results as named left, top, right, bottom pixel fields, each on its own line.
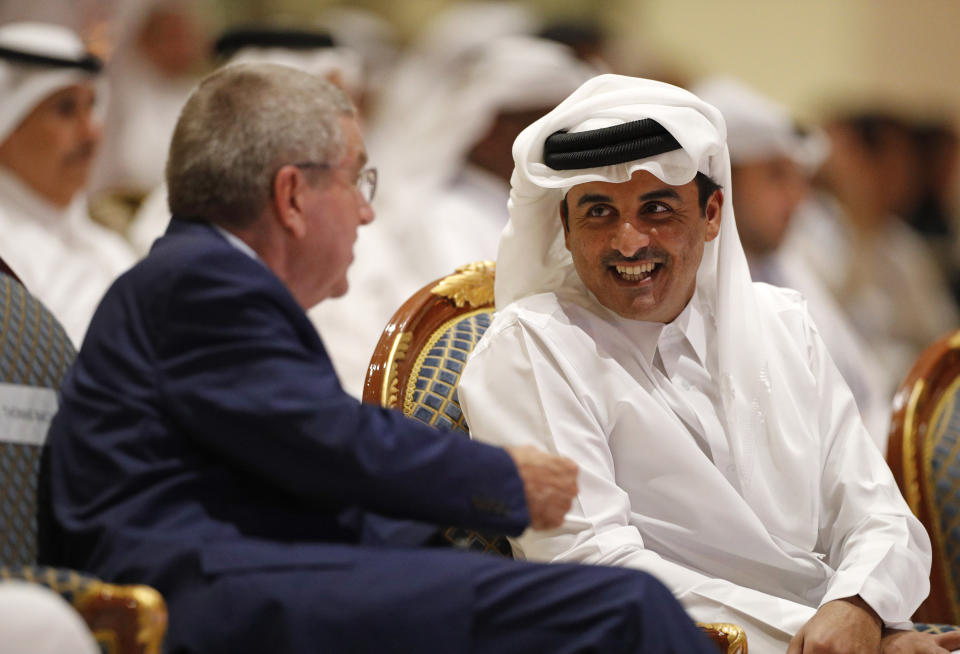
left=0, top=22, right=136, bottom=345
left=458, top=75, right=951, bottom=654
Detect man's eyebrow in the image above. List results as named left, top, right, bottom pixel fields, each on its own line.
left=639, top=188, right=681, bottom=202
left=575, top=188, right=682, bottom=208
left=576, top=193, right=612, bottom=207
left=357, top=151, right=368, bottom=168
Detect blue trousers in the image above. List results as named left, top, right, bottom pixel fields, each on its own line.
left=163, top=544, right=716, bottom=653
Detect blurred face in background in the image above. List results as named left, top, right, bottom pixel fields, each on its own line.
left=823, top=117, right=919, bottom=226
left=0, top=83, right=101, bottom=207
left=137, top=7, right=207, bottom=77
left=732, top=156, right=809, bottom=256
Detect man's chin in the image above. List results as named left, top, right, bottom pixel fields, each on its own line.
left=329, top=280, right=349, bottom=299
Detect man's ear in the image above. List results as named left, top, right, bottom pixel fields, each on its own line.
left=704, top=189, right=723, bottom=242
left=272, top=165, right=309, bottom=239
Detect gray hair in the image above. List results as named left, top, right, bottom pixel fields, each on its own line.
left=166, top=62, right=354, bottom=227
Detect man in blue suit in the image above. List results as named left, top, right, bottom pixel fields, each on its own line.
left=40, top=62, right=716, bottom=653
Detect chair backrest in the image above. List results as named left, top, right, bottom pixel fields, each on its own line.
left=0, top=253, right=21, bottom=285
left=0, top=272, right=76, bottom=565
left=364, top=261, right=510, bottom=555
left=888, top=329, right=960, bottom=624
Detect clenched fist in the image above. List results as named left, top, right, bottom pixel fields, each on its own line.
left=505, top=445, right=578, bottom=530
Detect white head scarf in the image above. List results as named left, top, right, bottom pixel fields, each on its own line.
left=692, top=76, right=829, bottom=174
left=372, top=35, right=597, bottom=203
left=501, top=74, right=818, bottom=497
left=0, top=22, right=103, bottom=144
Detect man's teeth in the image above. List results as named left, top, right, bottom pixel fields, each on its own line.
left=615, top=262, right=656, bottom=280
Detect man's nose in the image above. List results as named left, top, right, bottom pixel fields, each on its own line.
left=80, top=113, right=102, bottom=145
left=610, top=219, right=650, bottom=256
left=358, top=200, right=375, bottom=226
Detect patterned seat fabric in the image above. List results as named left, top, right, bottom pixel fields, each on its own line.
left=406, top=311, right=491, bottom=432
left=888, top=330, right=960, bottom=625
left=0, top=273, right=76, bottom=565
left=915, top=623, right=960, bottom=635
left=0, top=272, right=169, bottom=654
left=403, top=310, right=512, bottom=557
left=0, top=564, right=100, bottom=604
left=926, top=378, right=960, bottom=617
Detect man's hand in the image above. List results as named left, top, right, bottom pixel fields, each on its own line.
left=505, top=445, right=578, bottom=530
left=787, top=596, right=882, bottom=654
left=880, top=629, right=960, bottom=653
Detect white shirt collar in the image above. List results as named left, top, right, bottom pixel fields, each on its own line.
left=604, top=289, right=709, bottom=373
left=213, top=224, right=260, bottom=261
left=0, top=165, right=78, bottom=232
left=661, top=290, right=708, bottom=368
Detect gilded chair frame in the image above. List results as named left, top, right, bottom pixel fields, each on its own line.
left=888, top=329, right=960, bottom=624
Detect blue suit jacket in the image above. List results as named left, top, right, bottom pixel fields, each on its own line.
left=40, top=219, right=529, bottom=651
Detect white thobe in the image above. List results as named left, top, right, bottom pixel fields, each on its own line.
left=748, top=250, right=890, bottom=450
left=459, top=284, right=930, bottom=654
left=0, top=169, right=136, bottom=345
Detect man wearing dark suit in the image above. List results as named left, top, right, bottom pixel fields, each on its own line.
left=39, top=63, right=716, bottom=653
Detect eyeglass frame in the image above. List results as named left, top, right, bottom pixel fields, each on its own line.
left=292, top=161, right=377, bottom=204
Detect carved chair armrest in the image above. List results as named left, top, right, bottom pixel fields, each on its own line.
left=697, top=622, right=748, bottom=654
left=1, top=565, right=167, bottom=654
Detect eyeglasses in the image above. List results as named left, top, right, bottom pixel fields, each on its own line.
left=293, top=162, right=378, bottom=204
left=355, top=167, right=377, bottom=204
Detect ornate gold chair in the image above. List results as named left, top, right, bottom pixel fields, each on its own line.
left=888, top=329, right=960, bottom=631
left=363, top=261, right=747, bottom=654
left=0, top=271, right=168, bottom=654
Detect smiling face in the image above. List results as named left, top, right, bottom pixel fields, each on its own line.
left=563, top=170, right=722, bottom=323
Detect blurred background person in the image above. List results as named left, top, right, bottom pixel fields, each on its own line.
left=907, top=120, right=960, bottom=304
left=0, top=21, right=135, bottom=345
left=694, top=77, right=891, bottom=448
left=312, top=33, right=596, bottom=397
left=364, top=0, right=540, bottom=161
left=315, top=5, right=400, bottom=121
left=87, top=0, right=210, bottom=233
left=785, top=111, right=959, bottom=398
left=126, top=24, right=364, bottom=256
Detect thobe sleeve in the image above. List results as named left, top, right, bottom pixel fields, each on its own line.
left=460, top=321, right=821, bottom=650
left=807, top=311, right=932, bottom=629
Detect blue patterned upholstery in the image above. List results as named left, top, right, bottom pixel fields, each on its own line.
left=406, top=311, right=491, bottom=432
left=1, top=564, right=100, bottom=604
left=925, top=377, right=960, bottom=620
left=402, top=310, right=512, bottom=556
left=0, top=273, right=76, bottom=565
left=0, top=273, right=168, bottom=654
left=915, top=622, right=960, bottom=635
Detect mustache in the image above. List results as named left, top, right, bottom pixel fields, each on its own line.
left=63, top=140, right=97, bottom=165
left=602, top=247, right=669, bottom=266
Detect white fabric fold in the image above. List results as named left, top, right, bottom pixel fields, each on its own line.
left=461, top=75, right=931, bottom=649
